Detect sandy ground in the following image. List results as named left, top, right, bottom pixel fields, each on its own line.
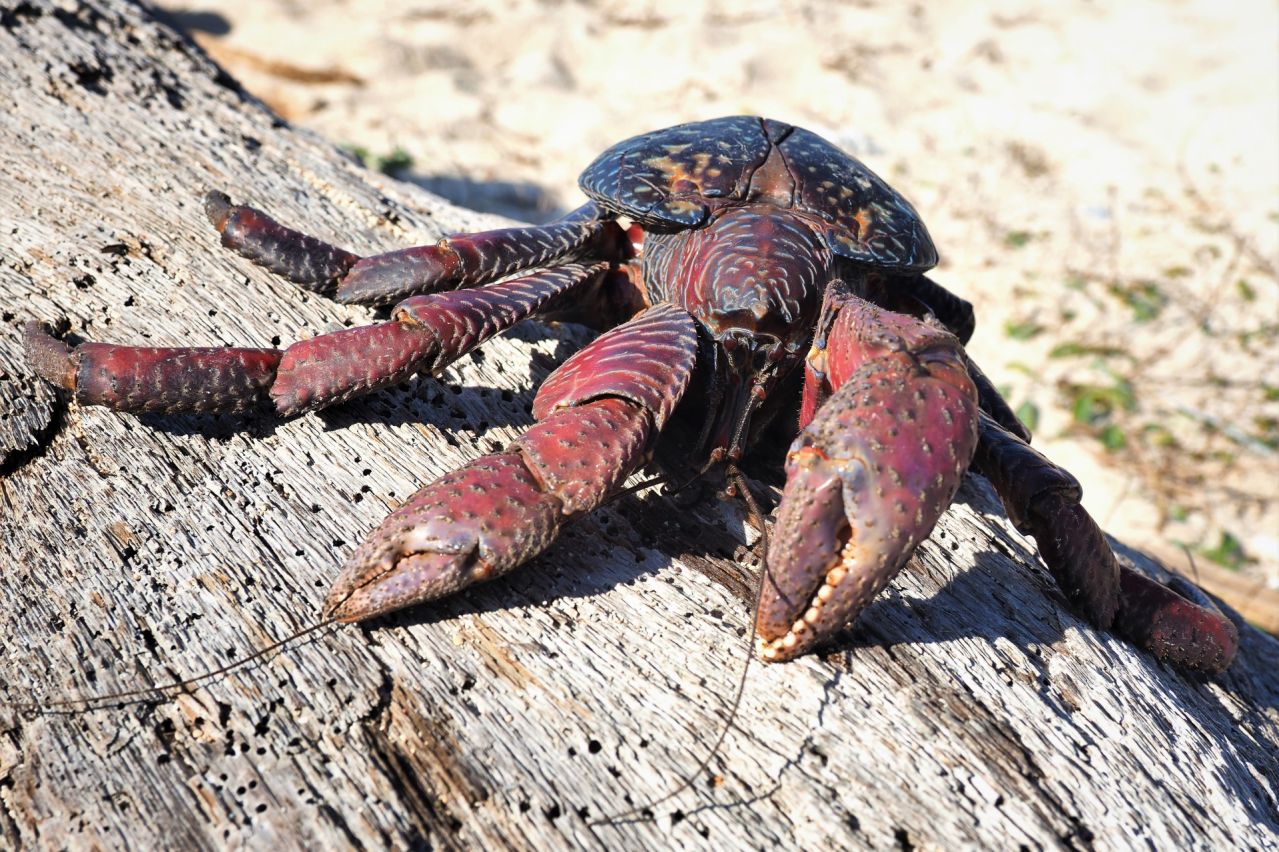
left=154, top=0, right=1279, bottom=601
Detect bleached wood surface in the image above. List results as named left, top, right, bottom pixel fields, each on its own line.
left=0, top=2, right=1275, bottom=848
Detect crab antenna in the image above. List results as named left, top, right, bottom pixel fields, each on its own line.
left=592, top=465, right=769, bottom=826
left=7, top=618, right=339, bottom=714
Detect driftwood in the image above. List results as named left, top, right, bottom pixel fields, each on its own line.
left=0, top=2, right=1276, bottom=848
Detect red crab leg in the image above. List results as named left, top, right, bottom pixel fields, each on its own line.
left=759, top=285, right=980, bottom=661
left=22, top=262, right=605, bottom=417
left=22, top=321, right=282, bottom=415
left=269, top=261, right=606, bottom=415
left=972, top=415, right=1238, bottom=674
left=323, top=303, right=699, bottom=621
left=206, top=192, right=626, bottom=306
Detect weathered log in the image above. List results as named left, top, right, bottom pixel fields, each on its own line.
left=0, top=2, right=1275, bottom=849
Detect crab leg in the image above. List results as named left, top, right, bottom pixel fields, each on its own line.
left=206, top=192, right=626, bottom=306
left=902, top=273, right=976, bottom=345
left=972, top=415, right=1238, bottom=673
left=22, top=262, right=606, bottom=417
left=966, top=358, right=1032, bottom=443
left=22, top=322, right=282, bottom=415
left=759, top=285, right=980, bottom=661
left=323, top=303, right=699, bottom=621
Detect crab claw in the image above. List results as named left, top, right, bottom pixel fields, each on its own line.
left=323, top=303, right=698, bottom=623
left=323, top=453, right=566, bottom=621
left=757, top=299, right=979, bottom=661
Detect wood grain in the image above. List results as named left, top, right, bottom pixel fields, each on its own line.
left=0, top=2, right=1276, bottom=849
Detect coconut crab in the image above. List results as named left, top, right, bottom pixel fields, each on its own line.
left=22, top=116, right=1238, bottom=673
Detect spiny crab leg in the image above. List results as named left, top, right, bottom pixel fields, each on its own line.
left=268, top=261, right=607, bottom=416
left=758, top=285, right=980, bottom=661
left=23, top=262, right=605, bottom=417
left=206, top=191, right=620, bottom=306
left=324, top=303, right=699, bottom=621
left=1115, top=565, right=1239, bottom=675
left=973, top=415, right=1239, bottom=673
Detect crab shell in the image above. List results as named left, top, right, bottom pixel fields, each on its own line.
left=579, top=115, right=938, bottom=272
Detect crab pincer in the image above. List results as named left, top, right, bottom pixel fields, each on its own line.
left=758, top=292, right=980, bottom=661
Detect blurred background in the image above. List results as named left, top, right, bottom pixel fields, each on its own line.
left=152, top=0, right=1278, bottom=624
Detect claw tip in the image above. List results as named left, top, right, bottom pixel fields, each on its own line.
left=203, top=190, right=234, bottom=232
left=21, top=321, right=76, bottom=390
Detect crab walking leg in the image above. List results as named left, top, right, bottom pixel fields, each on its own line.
left=902, top=273, right=976, bottom=345
left=22, top=262, right=606, bottom=417
left=323, top=303, right=699, bottom=621
left=23, top=321, right=282, bottom=414
left=966, top=359, right=1032, bottom=443
left=759, top=291, right=980, bottom=661
left=1114, top=562, right=1239, bottom=674
left=206, top=191, right=624, bottom=306
left=970, top=415, right=1120, bottom=627
left=203, top=191, right=360, bottom=293
left=972, top=414, right=1239, bottom=673
left=270, top=261, right=607, bottom=415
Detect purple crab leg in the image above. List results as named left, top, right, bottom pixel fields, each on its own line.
left=203, top=191, right=359, bottom=293
left=323, top=303, right=699, bottom=621
left=759, top=287, right=980, bottom=661
left=206, top=191, right=627, bottom=306
left=966, top=359, right=1032, bottom=443
left=269, top=261, right=606, bottom=415
left=1114, top=567, right=1239, bottom=675
left=23, top=262, right=607, bottom=417
left=972, top=414, right=1238, bottom=673
left=971, top=415, right=1120, bottom=627
left=22, top=321, right=282, bottom=414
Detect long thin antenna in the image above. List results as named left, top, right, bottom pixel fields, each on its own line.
left=592, top=466, right=770, bottom=826
left=9, top=618, right=339, bottom=714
